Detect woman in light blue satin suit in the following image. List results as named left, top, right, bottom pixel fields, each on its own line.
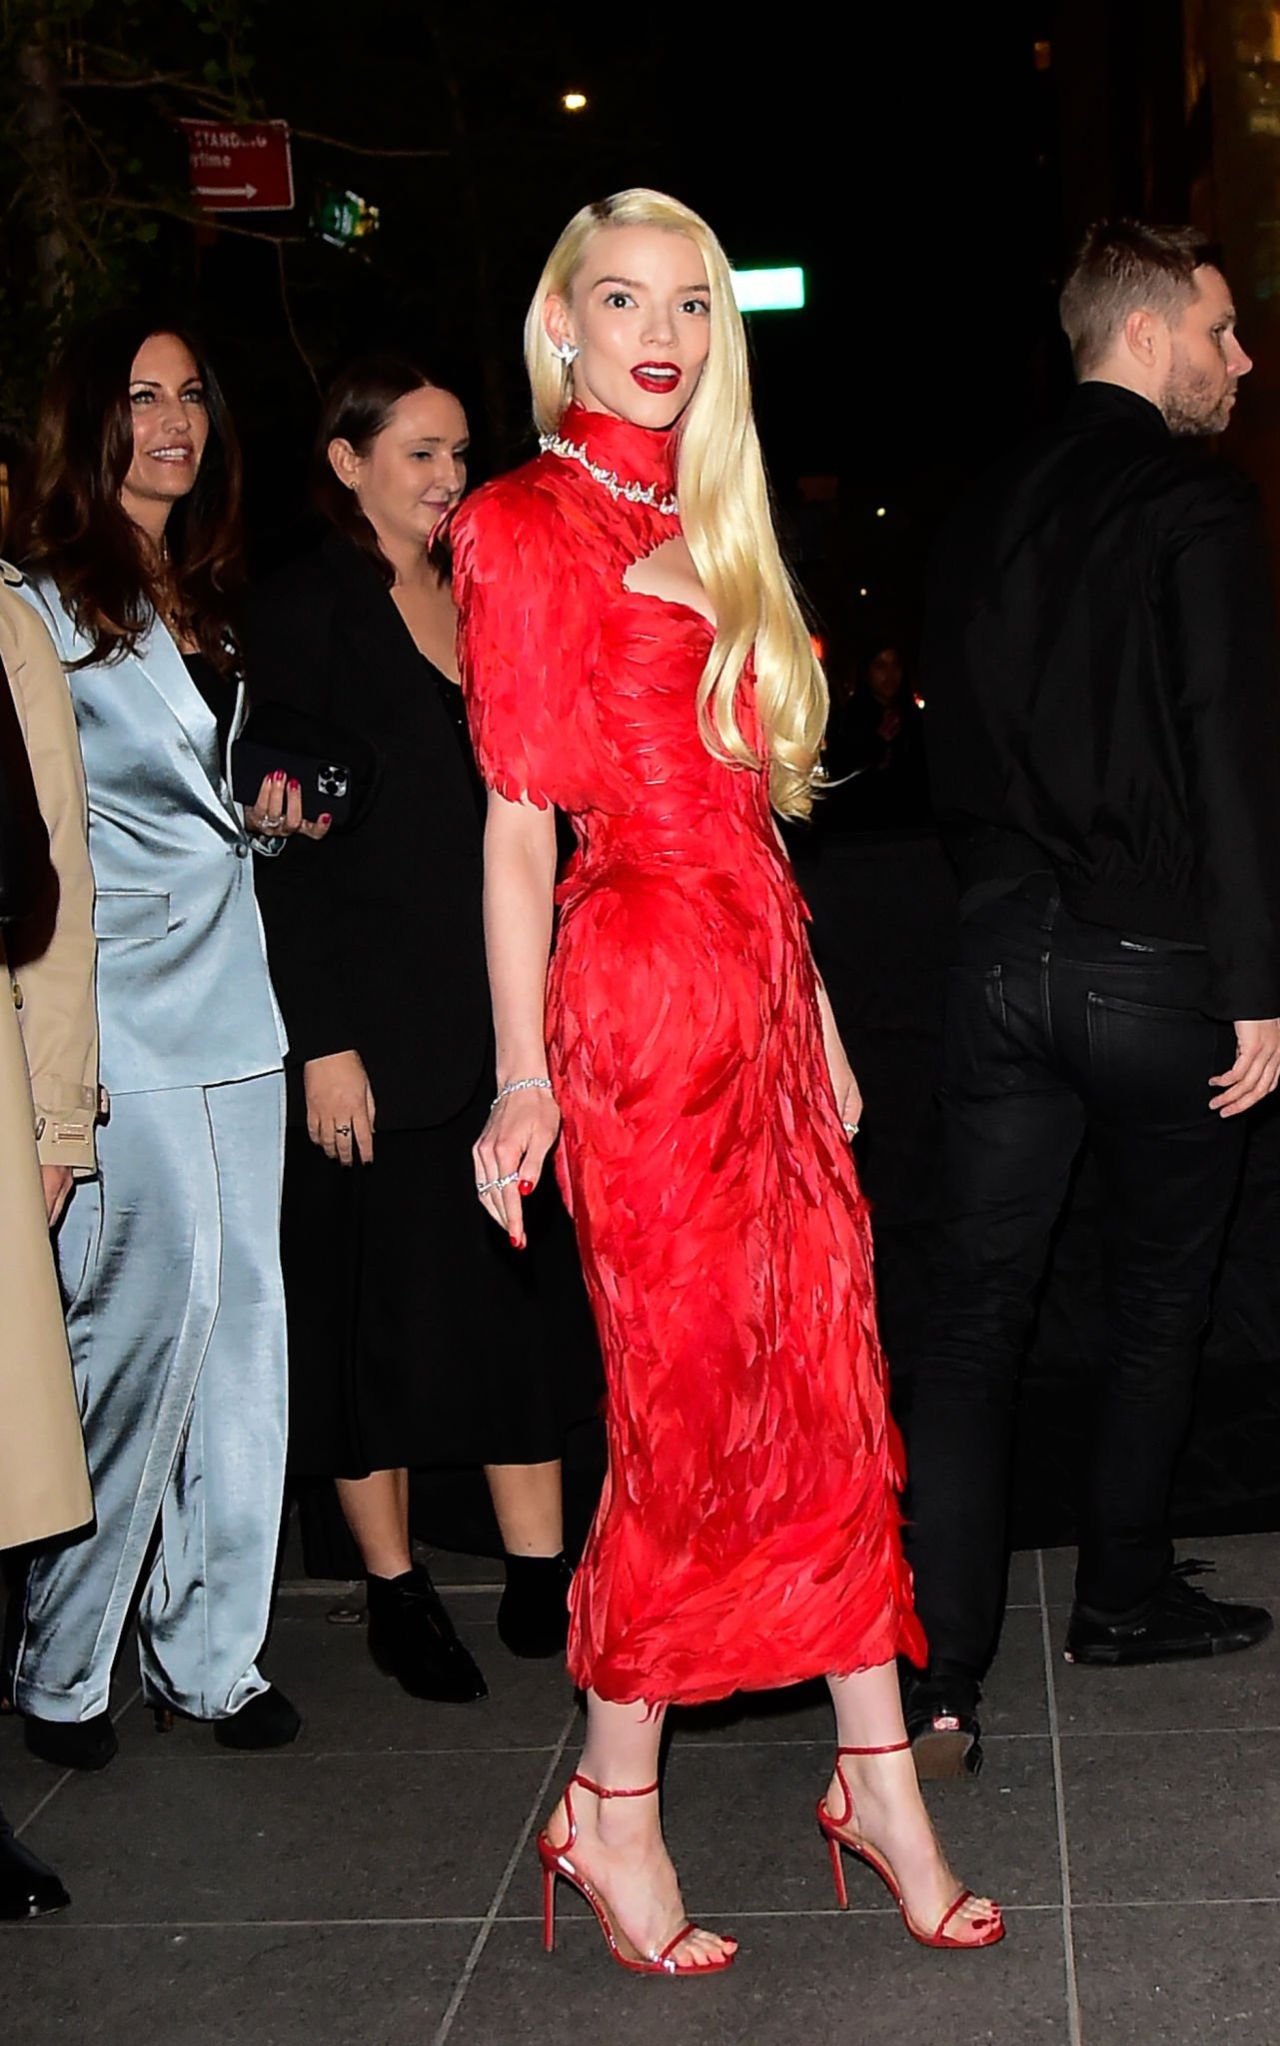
left=7, top=314, right=330, bottom=1771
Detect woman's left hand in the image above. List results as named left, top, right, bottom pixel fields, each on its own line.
left=244, top=771, right=333, bottom=842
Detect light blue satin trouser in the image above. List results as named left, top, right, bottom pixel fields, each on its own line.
left=15, top=1072, right=287, bottom=1723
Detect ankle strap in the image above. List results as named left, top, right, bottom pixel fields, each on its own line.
left=835, top=1741, right=912, bottom=1757
left=571, top=1771, right=659, bottom=1800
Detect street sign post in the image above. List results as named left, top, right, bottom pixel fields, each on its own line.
left=180, top=119, right=295, bottom=213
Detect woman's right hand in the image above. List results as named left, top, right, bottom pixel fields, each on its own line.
left=473, top=1086, right=561, bottom=1248
left=304, top=1050, right=376, bottom=1165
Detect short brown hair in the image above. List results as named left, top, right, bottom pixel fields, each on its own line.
left=1059, top=220, right=1217, bottom=378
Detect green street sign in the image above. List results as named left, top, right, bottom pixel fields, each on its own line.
left=314, top=187, right=380, bottom=249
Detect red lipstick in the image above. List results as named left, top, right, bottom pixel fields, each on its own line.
left=631, top=362, right=681, bottom=394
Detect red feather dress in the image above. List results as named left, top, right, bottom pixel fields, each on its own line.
left=453, top=403, right=926, bottom=1706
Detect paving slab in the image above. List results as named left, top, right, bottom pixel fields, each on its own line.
left=443, top=1909, right=1070, bottom=2046
left=1073, top=1900, right=1280, bottom=2046
left=4, top=1922, right=473, bottom=2046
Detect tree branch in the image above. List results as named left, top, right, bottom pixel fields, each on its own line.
left=63, top=72, right=194, bottom=92
left=100, top=193, right=306, bottom=246
left=275, top=241, right=321, bottom=394
left=282, top=124, right=448, bottom=159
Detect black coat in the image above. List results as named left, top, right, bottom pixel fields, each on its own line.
left=244, top=531, right=491, bottom=1129
left=924, top=382, right=1280, bottom=1020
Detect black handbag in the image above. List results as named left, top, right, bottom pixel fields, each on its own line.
left=0, top=648, right=50, bottom=924
left=230, top=700, right=375, bottom=829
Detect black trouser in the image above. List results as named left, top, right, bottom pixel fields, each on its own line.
left=903, top=880, right=1246, bottom=1676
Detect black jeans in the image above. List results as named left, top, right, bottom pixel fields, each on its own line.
left=903, top=880, right=1246, bottom=1675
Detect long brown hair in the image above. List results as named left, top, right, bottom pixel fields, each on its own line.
left=314, top=353, right=451, bottom=586
left=6, top=311, right=245, bottom=672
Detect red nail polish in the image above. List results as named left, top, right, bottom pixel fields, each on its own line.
left=319, top=813, right=332, bottom=826
left=288, top=777, right=301, bottom=792
left=273, top=770, right=286, bottom=782
left=518, top=1179, right=534, bottom=1195
left=509, top=1233, right=520, bottom=1248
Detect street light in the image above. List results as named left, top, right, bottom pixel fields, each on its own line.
left=561, top=91, right=588, bottom=112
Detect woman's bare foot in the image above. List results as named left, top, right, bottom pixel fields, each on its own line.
left=823, top=1748, right=1001, bottom=1943
left=544, top=1783, right=737, bottom=1969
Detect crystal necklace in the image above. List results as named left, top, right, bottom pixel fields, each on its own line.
left=538, top=432, right=679, bottom=517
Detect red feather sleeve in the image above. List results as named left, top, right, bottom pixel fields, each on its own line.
left=452, top=473, right=602, bottom=812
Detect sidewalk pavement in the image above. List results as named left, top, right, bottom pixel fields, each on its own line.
left=5, top=1534, right=1280, bottom=2046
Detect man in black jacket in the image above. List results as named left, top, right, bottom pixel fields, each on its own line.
left=905, top=221, right=1280, bottom=1777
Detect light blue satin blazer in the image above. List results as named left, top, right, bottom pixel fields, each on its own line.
left=17, top=576, right=286, bottom=1096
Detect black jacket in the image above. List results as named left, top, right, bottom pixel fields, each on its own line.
left=243, top=531, right=490, bottom=1129
left=923, top=381, right=1280, bottom=1020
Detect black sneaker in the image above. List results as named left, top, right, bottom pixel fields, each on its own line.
left=902, top=1668, right=984, bottom=1779
left=1064, top=1561, right=1273, bottom=1668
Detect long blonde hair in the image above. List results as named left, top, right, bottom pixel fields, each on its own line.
left=525, top=189, right=827, bottom=821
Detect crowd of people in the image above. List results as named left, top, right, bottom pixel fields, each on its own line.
left=2, top=196, right=1277, bottom=1991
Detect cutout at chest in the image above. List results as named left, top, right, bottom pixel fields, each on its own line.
left=622, top=537, right=718, bottom=631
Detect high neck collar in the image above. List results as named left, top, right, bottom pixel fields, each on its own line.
left=1067, top=381, right=1169, bottom=439
left=556, top=400, right=679, bottom=497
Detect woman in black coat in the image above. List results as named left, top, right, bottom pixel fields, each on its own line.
left=245, top=356, right=597, bottom=1702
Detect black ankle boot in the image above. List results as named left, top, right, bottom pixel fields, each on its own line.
left=213, top=1684, right=302, bottom=1750
left=0, top=1820, right=69, bottom=1919
left=23, top=1709, right=118, bottom=1773
left=366, top=1565, right=487, bottom=1703
left=903, top=1664, right=983, bottom=1780
left=497, top=1553, right=573, bottom=1659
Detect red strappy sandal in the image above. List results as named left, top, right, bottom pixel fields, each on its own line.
left=816, top=1740, right=1005, bottom=1950
left=537, top=1773, right=737, bottom=1976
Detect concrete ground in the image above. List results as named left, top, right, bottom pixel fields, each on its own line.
left=5, top=1533, right=1279, bottom=2046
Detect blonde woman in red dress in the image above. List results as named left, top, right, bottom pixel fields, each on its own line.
left=453, top=189, right=1002, bottom=1977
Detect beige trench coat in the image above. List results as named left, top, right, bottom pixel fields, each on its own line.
left=0, top=569, right=94, bottom=1548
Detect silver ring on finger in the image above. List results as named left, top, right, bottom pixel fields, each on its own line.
left=334, top=1123, right=352, bottom=1136
left=490, top=1170, right=520, bottom=1192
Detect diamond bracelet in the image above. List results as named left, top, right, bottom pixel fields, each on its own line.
left=491, top=1077, right=555, bottom=1111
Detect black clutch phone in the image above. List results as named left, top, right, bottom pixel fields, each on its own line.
left=231, top=702, right=373, bottom=828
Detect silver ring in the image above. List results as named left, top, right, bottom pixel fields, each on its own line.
left=843, top=1120, right=860, bottom=1139
left=334, top=1123, right=352, bottom=1136
left=476, top=1170, right=519, bottom=1195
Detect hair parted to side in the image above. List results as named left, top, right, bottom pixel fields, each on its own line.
left=315, top=351, right=453, bottom=585
left=1059, top=219, right=1217, bottom=378
left=525, top=188, right=827, bottom=821
left=5, top=309, right=243, bottom=672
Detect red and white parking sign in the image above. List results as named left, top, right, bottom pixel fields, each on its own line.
left=180, top=119, right=295, bottom=212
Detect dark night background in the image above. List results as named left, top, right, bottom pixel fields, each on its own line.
left=192, top=5, right=1061, bottom=637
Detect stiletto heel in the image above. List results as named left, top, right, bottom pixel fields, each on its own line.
left=817, top=1740, right=1004, bottom=1950
left=542, top=1861, right=556, bottom=1952
left=536, top=1773, right=735, bottom=1976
